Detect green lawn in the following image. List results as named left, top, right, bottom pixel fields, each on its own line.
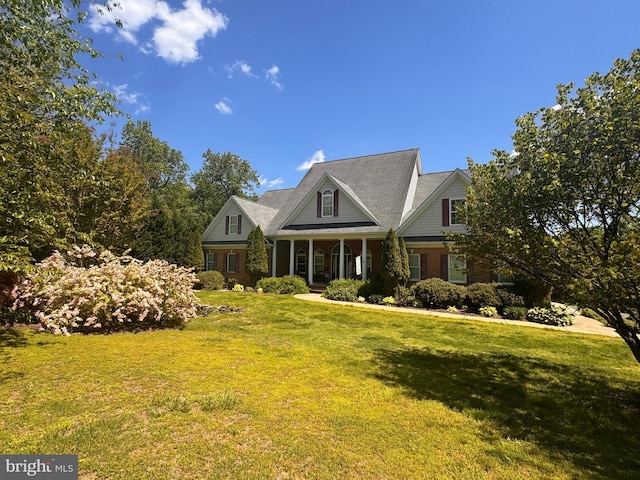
left=2, top=292, right=640, bottom=479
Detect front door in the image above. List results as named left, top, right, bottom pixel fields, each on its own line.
left=331, top=244, right=352, bottom=279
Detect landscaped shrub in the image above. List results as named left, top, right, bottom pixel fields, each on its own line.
left=526, top=305, right=574, bottom=326
left=503, top=306, right=528, bottom=320
left=323, top=279, right=365, bottom=302
left=479, top=306, right=498, bottom=317
left=411, top=278, right=465, bottom=309
left=497, top=288, right=526, bottom=310
left=465, top=283, right=501, bottom=312
left=12, top=246, right=198, bottom=335
left=195, top=270, right=225, bottom=290
left=393, top=285, right=416, bottom=307
left=367, top=294, right=385, bottom=305
left=232, top=284, right=245, bottom=292
left=382, top=296, right=396, bottom=305
left=580, top=307, right=606, bottom=323
left=255, top=276, right=309, bottom=294
left=357, top=272, right=384, bottom=299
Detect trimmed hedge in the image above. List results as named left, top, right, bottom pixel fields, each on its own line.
left=195, top=271, right=225, bottom=290
left=323, top=279, right=365, bottom=302
left=256, top=276, right=309, bottom=294
left=411, top=278, right=465, bottom=309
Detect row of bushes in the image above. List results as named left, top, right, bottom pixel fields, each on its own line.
left=322, top=278, right=574, bottom=326
left=195, top=271, right=310, bottom=295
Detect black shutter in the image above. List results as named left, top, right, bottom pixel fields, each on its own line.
left=440, top=254, right=449, bottom=280
left=442, top=199, right=450, bottom=227
left=317, top=192, right=322, bottom=217
left=333, top=190, right=339, bottom=217
left=237, top=215, right=242, bottom=235
left=225, top=216, right=229, bottom=234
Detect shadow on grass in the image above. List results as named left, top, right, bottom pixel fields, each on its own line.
left=372, top=347, right=640, bottom=479
left=0, top=328, right=28, bottom=349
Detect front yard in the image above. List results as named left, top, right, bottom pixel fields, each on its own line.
left=1, top=292, right=639, bottom=479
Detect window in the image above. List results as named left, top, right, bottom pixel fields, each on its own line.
left=450, top=199, right=466, bottom=225
left=314, top=249, right=324, bottom=275
left=366, top=249, right=372, bottom=273
left=497, top=273, right=514, bottom=284
left=228, top=215, right=239, bottom=234
left=206, top=253, right=217, bottom=271
left=296, top=249, right=306, bottom=274
left=227, top=253, right=237, bottom=273
left=449, top=254, right=467, bottom=283
left=322, top=189, right=334, bottom=217
left=408, top=254, right=420, bottom=281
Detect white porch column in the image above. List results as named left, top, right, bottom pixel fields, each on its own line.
left=308, top=239, right=314, bottom=285
left=271, top=240, right=277, bottom=277
left=289, top=240, right=295, bottom=277
left=339, top=239, right=345, bottom=279
left=361, top=237, right=368, bottom=281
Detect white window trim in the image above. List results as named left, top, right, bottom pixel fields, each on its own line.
left=449, top=254, right=467, bottom=284
left=450, top=198, right=465, bottom=226
left=314, top=249, right=324, bottom=275
left=322, top=189, right=334, bottom=217
left=229, top=215, right=239, bottom=234
left=206, top=253, right=216, bottom=271
left=296, top=249, right=307, bottom=274
left=227, top=252, right=237, bottom=273
left=408, top=253, right=420, bottom=281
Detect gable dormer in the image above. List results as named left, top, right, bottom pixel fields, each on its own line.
left=280, top=173, right=379, bottom=230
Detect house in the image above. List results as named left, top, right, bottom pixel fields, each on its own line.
left=201, top=148, right=492, bottom=287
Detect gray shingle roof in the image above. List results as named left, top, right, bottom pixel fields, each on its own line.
left=234, top=196, right=279, bottom=230
left=263, top=148, right=421, bottom=237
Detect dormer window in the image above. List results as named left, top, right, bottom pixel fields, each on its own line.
left=322, top=189, right=334, bottom=217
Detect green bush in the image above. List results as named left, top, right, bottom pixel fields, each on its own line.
left=479, top=306, right=498, bottom=317
left=526, top=305, right=574, bottom=326
left=357, top=272, right=384, bottom=298
left=323, top=279, right=365, bottom=302
left=256, top=276, right=309, bottom=295
left=411, top=278, right=465, bottom=309
left=580, top=307, right=606, bottom=323
left=393, top=285, right=415, bottom=307
left=503, top=306, right=528, bottom=320
left=465, top=283, right=501, bottom=311
left=497, top=288, right=526, bottom=310
left=195, top=271, right=225, bottom=290
left=367, top=294, right=385, bottom=305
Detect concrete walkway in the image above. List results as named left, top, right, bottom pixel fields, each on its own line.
left=294, top=293, right=619, bottom=338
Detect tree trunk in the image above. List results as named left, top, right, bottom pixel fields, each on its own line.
left=602, top=308, right=640, bottom=364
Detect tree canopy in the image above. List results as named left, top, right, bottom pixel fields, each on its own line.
left=454, top=49, right=640, bottom=362
left=1, top=0, right=118, bottom=270
left=191, top=151, right=260, bottom=223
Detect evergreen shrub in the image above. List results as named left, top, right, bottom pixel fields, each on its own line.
left=323, top=279, right=365, bottom=302
left=411, top=278, right=465, bottom=309
left=195, top=271, right=225, bottom=290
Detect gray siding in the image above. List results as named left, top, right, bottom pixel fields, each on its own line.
left=202, top=203, right=252, bottom=243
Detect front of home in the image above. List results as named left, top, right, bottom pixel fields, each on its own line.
left=201, top=148, right=493, bottom=287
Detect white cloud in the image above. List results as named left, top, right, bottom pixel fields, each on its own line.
left=112, top=83, right=151, bottom=114
left=226, top=60, right=257, bottom=79
left=258, top=176, right=285, bottom=189
left=265, top=65, right=283, bottom=90
left=215, top=99, right=232, bottom=115
left=297, top=150, right=325, bottom=171
left=88, top=0, right=228, bottom=64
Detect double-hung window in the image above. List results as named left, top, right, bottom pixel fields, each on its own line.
left=228, top=215, right=239, bottom=234
left=322, top=189, right=334, bottom=217
left=227, top=253, right=237, bottom=273
left=408, top=254, right=421, bottom=281
left=448, top=254, right=467, bottom=283
left=450, top=199, right=466, bottom=225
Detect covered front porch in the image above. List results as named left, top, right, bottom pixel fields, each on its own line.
left=270, top=237, right=383, bottom=285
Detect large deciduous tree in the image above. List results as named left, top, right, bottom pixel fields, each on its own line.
left=0, top=0, right=118, bottom=270
left=191, top=151, right=260, bottom=224
left=454, top=50, right=640, bottom=363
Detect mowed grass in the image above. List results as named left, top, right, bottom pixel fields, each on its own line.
left=2, top=292, right=640, bottom=479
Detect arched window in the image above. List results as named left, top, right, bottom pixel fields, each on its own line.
left=322, top=189, right=334, bottom=217
left=296, top=249, right=306, bottom=274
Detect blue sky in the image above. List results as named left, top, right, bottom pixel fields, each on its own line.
left=80, top=0, right=640, bottom=192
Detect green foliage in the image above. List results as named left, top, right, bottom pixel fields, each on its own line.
left=323, top=279, right=365, bottom=302
left=0, top=1, right=118, bottom=270
left=479, top=306, right=498, bottom=317
left=453, top=50, right=640, bottom=361
left=256, top=276, right=309, bottom=294
left=465, top=283, right=501, bottom=312
left=393, top=285, right=416, bottom=307
left=580, top=307, right=606, bottom=323
left=527, top=306, right=574, bottom=327
left=357, top=272, right=384, bottom=298
left=195, top=271, right=225, bottom=291
left=184, top=231, right=204, bottom=271
left=381, top=229, right=408, bottom=295
left=411, top=278, right=465, bottom=309
left=191, top=151, right=260, bottom=222
left=245, top=226, right=269, bottom=285
left=503, top=307, right=528, bottom=320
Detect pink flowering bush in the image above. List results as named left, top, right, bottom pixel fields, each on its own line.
left=12, top=246, right=198, bottom=335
